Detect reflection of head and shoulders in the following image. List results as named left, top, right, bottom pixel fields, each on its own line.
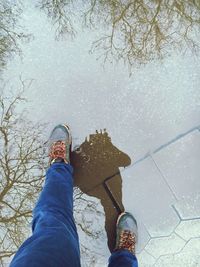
left=71, top=129, right=131, bottom=251
left=71, top=129, right=131, bottom=193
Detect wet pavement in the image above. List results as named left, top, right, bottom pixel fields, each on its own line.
left=2, top=2, right=200, bottom=266
left=123, top=126, right=200, bottom=266
left=71, top=125, right=200, bottom=266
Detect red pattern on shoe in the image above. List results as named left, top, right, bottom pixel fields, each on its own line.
left=49, top=141, right=67, bottom=163
left=115, top=230, right=136, bottom=254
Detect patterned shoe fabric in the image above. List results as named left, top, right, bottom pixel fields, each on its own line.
left=48, top=124, right=72, bottom=164
left=115, top=212, right=137, bottom=254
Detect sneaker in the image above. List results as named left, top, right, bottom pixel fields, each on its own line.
left=48, top=124, right=72, bottom=164
left=115, top=212, right=137, bottom=254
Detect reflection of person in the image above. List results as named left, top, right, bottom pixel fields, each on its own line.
left=9, top=124, right=138, bottom=267
left=72, top=129, right=132, bottom=252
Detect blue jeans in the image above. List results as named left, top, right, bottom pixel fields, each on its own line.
left=10, top=163, right=138, bottom=267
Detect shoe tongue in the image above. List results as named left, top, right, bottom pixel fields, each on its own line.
left=122, top=217, right=133, bottom=230
left=121, top=217, right=137, bottom=235
left=53, top=128, right=68, bottom=140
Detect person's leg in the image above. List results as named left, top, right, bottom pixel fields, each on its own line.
left=108, top=212, right=138, bottom=267
left=10, top=162, right=80, bottom=267
left=108, top=250, right=138, bottom=267
left=10, top=124, right=80, bottom=267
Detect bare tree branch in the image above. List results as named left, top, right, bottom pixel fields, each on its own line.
left=38, top=0, right=200, bottom=69
left=0, top=1, right=31, bottom=70
left=0, top=83, right=47, bottom=265
left=0, top=82, right=104, bottom=266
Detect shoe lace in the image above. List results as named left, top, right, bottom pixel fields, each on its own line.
left=116, top=230, right=136, bottom=254
left=49, top=141, right=66, bottom=162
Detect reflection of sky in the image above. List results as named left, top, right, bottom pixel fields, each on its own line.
left=1, top=3, right=200, bottom=267
left=3, top=2, right=200, bottom=163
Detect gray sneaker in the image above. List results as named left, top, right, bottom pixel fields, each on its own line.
left=48, top=124, right=72, bottom=164
left=115, top=212, right=137, bottom=254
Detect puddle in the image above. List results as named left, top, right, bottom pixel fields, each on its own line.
left=71, top=129, right=131, bottom=251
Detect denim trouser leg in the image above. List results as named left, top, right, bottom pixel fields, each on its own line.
left=10, top=163, right=81, bottom=267
left=108, top=250, right=138, bottom=267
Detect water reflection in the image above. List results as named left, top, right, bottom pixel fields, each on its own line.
left=71, top=129, right=131, bottom=251
left=1, top=1, right=199, bottom=73
left=38, top=0, right=200, bottom=67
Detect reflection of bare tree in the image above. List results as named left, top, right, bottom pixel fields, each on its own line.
left=0, top=84, right=46, bottom=266
left=0, top=83, right=104, bottom=267
left=38, top=0, right=200, bottom=66
left=0, top=1, right=29, bottom=70
left=37, top=0, right=76, bottom=39
left=73, top=187, right=106, bottom=267
left=87, top=0, right=200, bottom=66
left=1, top=1, right=199, bottom=70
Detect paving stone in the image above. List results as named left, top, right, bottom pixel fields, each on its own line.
left=175, top=219, right=200, bottom=240
left=174, top=194, right=200, bottom=219
left=121, top=157, right=179, bottom=239
left=155, top=238, right=200, bottom=267
left=155, top=252, right=200, bottom=267
left=181, top=238, right=200, bottom=256
left=135, top=220, right=151, bottom=253
left=152, top=130, right=200, bottom=201
left=145, top=233, right=185, bottom=259
left=137, top=249, right=156, bottom=266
